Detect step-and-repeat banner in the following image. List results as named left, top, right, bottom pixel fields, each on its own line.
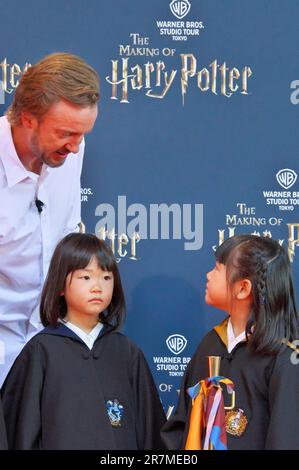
left=1, top=0, right=299, bottom=415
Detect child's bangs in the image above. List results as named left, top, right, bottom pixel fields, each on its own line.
left=94, top=249, right=115, bottom=272
left=65, top=235, right=115, bottom=273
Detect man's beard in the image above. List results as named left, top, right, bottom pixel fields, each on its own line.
left=30, top=132, right=65, bottom=168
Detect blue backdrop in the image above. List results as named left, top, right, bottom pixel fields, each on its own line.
left=1, top=0, right=298, bottom=415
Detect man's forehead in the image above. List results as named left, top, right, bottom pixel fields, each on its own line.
left=43, top=100, right=98, bottom=130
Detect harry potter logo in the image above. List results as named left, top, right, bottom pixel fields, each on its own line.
left=0, top=58, right=31, bottom=94
left=0, top=81, right=4, bottom=105
left=106, top=53, right=252, bottom=105
left=215, top=224, right=299, bottom=263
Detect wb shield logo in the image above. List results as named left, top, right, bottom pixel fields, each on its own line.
left=166, top=334, right=187, bottom=355
left=170, top=0, right=191, bottom=20
left=276, top=169, right=297, bottom=189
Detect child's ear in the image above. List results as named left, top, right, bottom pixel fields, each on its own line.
left=236, top=279, right=252, bottom=300
left=60, top=291, right=64, bottom=296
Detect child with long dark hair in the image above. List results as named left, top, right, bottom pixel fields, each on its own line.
left=162, top=234, right=299, bottom=450
left=1, top=233, right=165, bottom=450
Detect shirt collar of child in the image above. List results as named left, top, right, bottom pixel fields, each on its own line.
left=62, top=320, right=104, bottom=350
left=227, top=318, right=246, bottom=353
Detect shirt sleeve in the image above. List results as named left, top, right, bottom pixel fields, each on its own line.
left=1, top=340, right=44, bottom=449
left=265, top=351, right=299, bottom=450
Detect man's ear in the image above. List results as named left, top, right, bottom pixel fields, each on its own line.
left=235, top=279, right=252, bottom=300
left=20, top=111, right=38, bottom=130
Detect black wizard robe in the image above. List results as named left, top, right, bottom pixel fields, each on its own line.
left=1, top=324, right=166, bottom=450
left=0, top=396, right=7, bottom=449
left=161, top=317, right=299, bottom=450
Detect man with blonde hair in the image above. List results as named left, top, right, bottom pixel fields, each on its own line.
left=0, top=52, right=99, bottom=385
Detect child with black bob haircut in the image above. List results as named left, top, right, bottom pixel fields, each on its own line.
left=162, top=234, right=299, bottom=450
left=1, top=233, right=166, bottom=450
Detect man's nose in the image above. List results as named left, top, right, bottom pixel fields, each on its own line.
left=65, top=136, right=83, bottom=154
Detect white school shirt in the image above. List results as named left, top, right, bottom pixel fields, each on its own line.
left=0, top=115, right=84, bottom=333
left=62, top=320, right=104, bottom=350
left=227, top=318, right=246, bottom=353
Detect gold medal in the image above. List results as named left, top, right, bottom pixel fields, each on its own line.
left=225, top=408, right=248, bottom=436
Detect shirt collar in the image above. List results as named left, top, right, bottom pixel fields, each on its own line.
left=227, top=318, right=246, bottom=341
left=62, top=319, right=103, bottom=341
left=227, top=318, right=246, bottom=353
left=0, top=115, right=50, bottom=187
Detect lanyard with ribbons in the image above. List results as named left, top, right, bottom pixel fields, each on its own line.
left=185, top=356, right=235, bottom=450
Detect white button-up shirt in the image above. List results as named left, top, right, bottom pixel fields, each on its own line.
left=0, top=115, right=84, bottom=381
left=227, top=318, right=246, bottom=353
left=62, top=320, right=103, bottom=350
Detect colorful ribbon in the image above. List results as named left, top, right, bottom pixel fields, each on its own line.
left=185, top=376, right=234, bottom=450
